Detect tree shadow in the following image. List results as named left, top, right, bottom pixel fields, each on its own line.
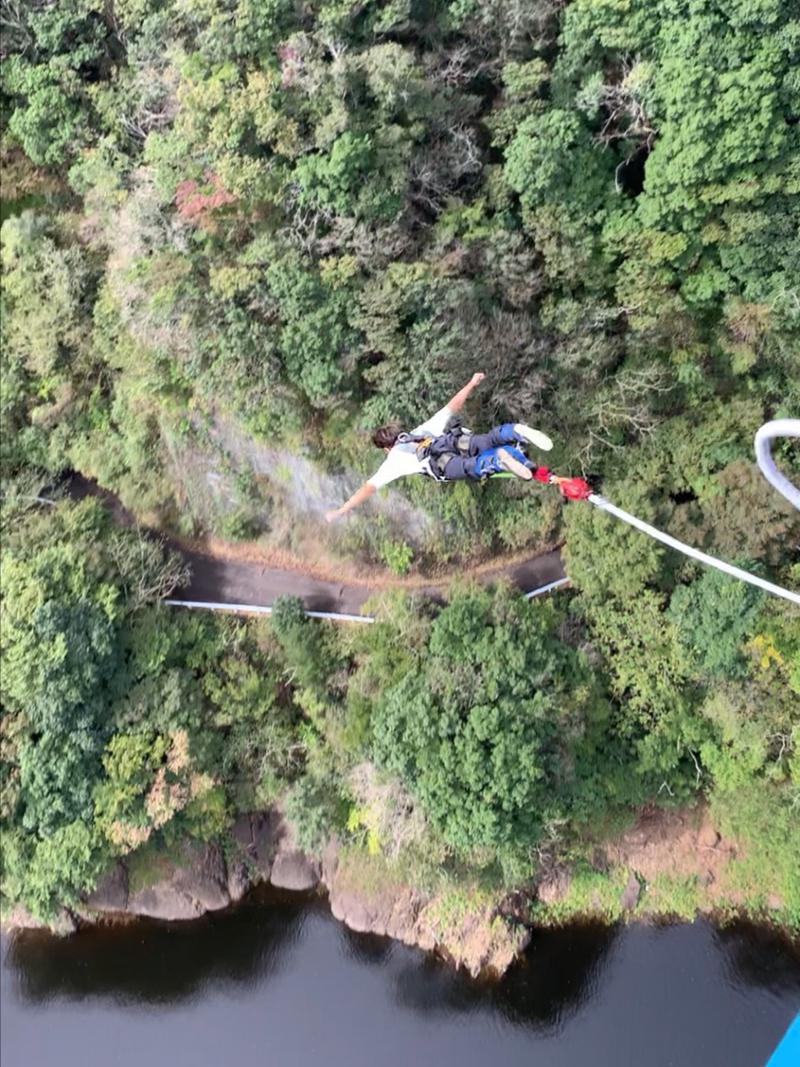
left=338, top=924, right=394, bottom=967
left=714, top=921, right=800, bottom=997
left=5, top=887, right=316, bottom=1007
left=391, top=921, right=619, bottom=1035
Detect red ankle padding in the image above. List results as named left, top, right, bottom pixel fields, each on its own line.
left=558, top=477, right=593, bottom=500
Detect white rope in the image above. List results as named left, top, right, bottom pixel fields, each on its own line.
left=586, top=494, right=800, bottom=606
left=165, top=425, right=800, bottom=615
left=524, top=576, right=571, bottom=599
left=164, top=599, right=376, bottom=623
left=165, top=572, right=572, bottom=622
left=754, top=419, right=800, bottom=510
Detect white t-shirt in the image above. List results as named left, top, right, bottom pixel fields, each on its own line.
left=367, top=405, right=454, bottom=490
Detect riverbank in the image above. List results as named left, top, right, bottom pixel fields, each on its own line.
left=4, top=803, right=795, bottom=977
left=2, top=809, right=527, bottom=976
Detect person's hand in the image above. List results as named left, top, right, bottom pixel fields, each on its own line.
left=470, top=372, right=486, bottom=387
left=324, top=509, right=341, bottom=524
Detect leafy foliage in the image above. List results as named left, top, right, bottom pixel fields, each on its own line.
left=370, top=587, right=605, bottom=853
left=1, top=0, right=798, bottom=925
left=0, top=499, right=303, bottom=917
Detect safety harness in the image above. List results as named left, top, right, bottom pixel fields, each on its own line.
left=397, top=423, right=475, bottom=481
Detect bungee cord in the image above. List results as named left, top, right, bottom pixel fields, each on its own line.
left=754, top=419, right=800, bottom=511
left=553, top=419, right=800, bottom=607
left=586, top=492, right=799, bottom=606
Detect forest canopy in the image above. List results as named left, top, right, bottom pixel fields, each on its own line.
left=1, top=0, right=799, bottom=928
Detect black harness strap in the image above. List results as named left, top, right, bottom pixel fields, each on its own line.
left=397, top=422, right=473, bottom=481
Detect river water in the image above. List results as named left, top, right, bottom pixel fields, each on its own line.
left=2, top=888, right=799, bottom=1067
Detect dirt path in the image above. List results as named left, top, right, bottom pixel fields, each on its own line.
left=68, top=473, right=567, bottom=615
left=177, top=544, right=566, bottom=615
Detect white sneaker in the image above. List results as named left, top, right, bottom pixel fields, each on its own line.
left=513, top=424, right=553, bottom=451
left=496, top=448, right=533, bottom=480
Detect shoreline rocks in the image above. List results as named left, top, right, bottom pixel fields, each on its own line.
left=3, top=806, right=786, bottom=976
left=3, top=905, right=77, bottom=937
left=127, top=842, right=230, bottom=921
left=2, top=809, right=526, bottom=976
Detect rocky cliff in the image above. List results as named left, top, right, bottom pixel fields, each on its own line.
left=3, top=809, right=528, bottom=979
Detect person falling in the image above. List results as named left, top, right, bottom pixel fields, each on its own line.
left=324, top=372, right=565, bottom=523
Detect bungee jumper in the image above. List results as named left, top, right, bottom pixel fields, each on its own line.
left=324, top=372, right=800, bottom=606
left=324, top=372, right=566, bottom=524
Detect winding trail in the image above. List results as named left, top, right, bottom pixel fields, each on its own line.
left=68, top=473, right=567, bottom=615
left=177, top=543, right=566, bottom=615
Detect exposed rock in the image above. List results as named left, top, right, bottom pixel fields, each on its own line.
left=2, top=904, right=48, bottom=932
left=498, top=890, right=530, bottom=918
left=537, top=868, right=572, bottom=905
left=258, top=812, right=321, bottom=891
left=387, top=889, right=429, bottom=946
left=1, top=904, right=76, bottom=936
left=184, top=842, right=230, bottom=911
left=620, top=872, right=641, bottom=911
left=449, top=912, right=531, bottom=978
left=489, top=925, right=531, bottom=976
left=2, top=799, right=781, bottom=978
left=591, top=848, right=610, bottom=873
left=329, top=881, right=421, bottom=943
left=326, top=851, right=425, bottom=948
left=85, top=863, right=129, bottom=914
left=231, top=813, right=253, bottom=849
left=270, top=849, right=320, bottom=892
left=2, top=809, right=529, bottom=975
left=604, top=806, right=738, bottom=906
left=321, top=838, right=341, bottom=883
left=50, top=909, right=78, bottom=936
left=127, top=842, right=230, bottom=921
left=418, top=898, right=531, bottom=977
left=698, top=824, right=721, bottom=850
left=127, top=883, right=204, bottom=922
left=226, top=856, right=251, bottom=903
left=329, top=884, right=383, bottom=933
left=232, top=811, right=282, bottom=879
left=325, top=852, right=525, bottom=977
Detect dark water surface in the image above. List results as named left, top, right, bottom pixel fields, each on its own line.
left=2, top=889, right=799, bottom=1067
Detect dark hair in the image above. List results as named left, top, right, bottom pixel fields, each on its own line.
left=372, top=423, right=402, bottom=449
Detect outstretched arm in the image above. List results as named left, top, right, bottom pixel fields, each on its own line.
left=325, top=481, right=376, bottom=524
left=445, top=372, right=485, bottom=414
left=325, top=373, right=485, bottom=523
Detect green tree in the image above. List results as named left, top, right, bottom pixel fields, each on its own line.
left=271, top=595, right=341, bottom=696
left=371, top=587, right=602, bottom=852
left=2, top=0, right=123, bottom=166
left=3, top=821, right=106, bottom=919
left=668, top=570, right=765, bottom=678
left=563, top=485, right=665, bottom=601
left=265, top=259, right=356, bottom=405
